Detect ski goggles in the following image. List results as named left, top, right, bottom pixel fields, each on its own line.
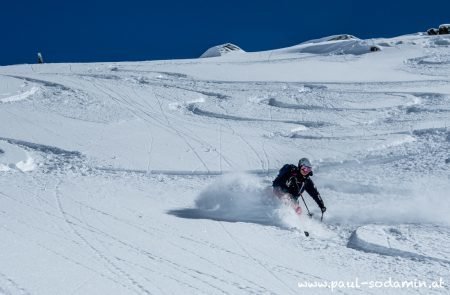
left=300, top=166, right=312, bottom=174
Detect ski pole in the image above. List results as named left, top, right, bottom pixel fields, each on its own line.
left=295, top=179, right=313, bottom=218
left=299, top=193, right=313, bottom=218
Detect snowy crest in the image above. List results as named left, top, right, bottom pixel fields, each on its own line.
left=200, top=43, right=245, bottom=58
left=281, top=34, right=381, bottom=55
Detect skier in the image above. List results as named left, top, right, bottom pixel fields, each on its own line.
left=272, top=158, right=326, bottom=215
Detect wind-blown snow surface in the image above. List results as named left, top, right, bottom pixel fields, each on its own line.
left=0, top=33, right=449, bottom=294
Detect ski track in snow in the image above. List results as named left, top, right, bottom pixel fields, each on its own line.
left=348, top=224, right=450, bottom=264
left=0, top=33, right=450, bottom=294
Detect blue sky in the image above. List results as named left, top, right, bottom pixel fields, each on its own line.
left=1, top=0, right=449, bottom=65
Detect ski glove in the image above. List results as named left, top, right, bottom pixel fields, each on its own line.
left=320, top=206, right=327, bottom=213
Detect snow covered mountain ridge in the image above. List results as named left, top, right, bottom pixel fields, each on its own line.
left=0, top=31, right=449, bottom=294
left=200, top=31, right=449, bottom=58
left=201, top=34, right=381, bottom=57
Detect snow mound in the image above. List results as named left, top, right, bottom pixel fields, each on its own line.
left=0, top=76, right=39, bottom=103
left=0, top=86, right=39, bottom=103
left=200, top=43, right=245, bottom=58
left=281, top=34, right=381, bottom=55
left=348, top=224, right=450, bottom=263
left=0, top=141, right=36, bottom=172
left=300, top=34, right=360, bottom=44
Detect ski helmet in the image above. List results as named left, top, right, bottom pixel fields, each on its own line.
left=298, top=157, right=312, bottom=168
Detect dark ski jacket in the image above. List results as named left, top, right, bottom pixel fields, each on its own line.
left=272, top=164, right=325, bottom=209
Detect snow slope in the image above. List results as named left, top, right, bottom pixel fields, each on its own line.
left=0, top=33, right=449, bottom=294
